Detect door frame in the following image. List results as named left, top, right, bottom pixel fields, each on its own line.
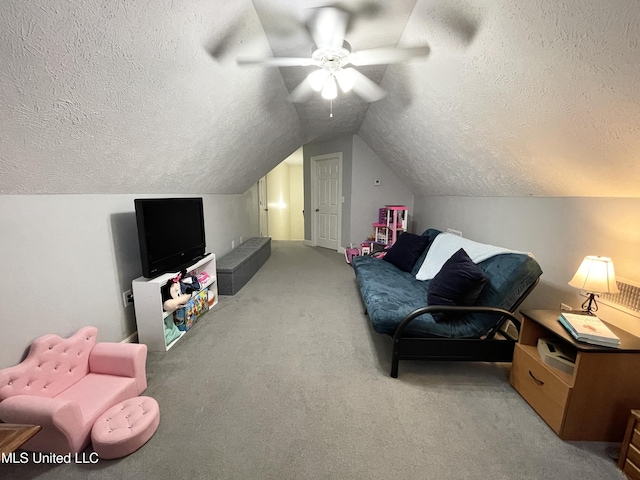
left=258, top=176, right=268, bottom=237
left=310, top=152, right=343, bottom=250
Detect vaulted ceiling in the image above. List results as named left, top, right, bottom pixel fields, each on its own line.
left=1, top=0, right=639, bottom=196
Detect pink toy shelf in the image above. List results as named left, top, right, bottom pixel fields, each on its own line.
left=373, top=205, right=408, bottom=246
left=346, top=206, right=409, bottom=263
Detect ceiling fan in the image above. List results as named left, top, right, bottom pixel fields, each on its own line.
left=235, top=5, right=431, bottom=103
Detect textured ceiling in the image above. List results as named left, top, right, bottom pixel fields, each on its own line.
left=360, top=0, right=640, bottom=197
left=0, top=0, right=639, bottom=196
left=0, top=0, right=305, bottom=194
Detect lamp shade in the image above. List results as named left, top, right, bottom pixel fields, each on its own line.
left=308, top=69, right=329, bottom=92
left=568, top=256, right=620, bottom=294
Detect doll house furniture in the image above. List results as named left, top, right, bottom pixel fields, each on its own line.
left=356, top=206, right=408, bottom=261
left=0, top=326, right=149, bottom=455
left=352, top=229, right=542, bottom=377
left=372, top=205, right=408, bottom=246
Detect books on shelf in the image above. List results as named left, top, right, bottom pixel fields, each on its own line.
left=558, top=312, right=620, bottom=348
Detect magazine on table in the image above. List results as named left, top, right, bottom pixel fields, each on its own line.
left=558, top=312, right=620, bottom=347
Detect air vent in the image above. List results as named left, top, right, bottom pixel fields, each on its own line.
left=598, top=278, right=640, bottom=317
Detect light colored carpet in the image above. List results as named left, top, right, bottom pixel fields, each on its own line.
left=3, top=241, right=625, bottom=479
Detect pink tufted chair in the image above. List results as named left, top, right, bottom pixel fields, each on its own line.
left=0, top=326, right=147, bottom=454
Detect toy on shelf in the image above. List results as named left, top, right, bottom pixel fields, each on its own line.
left=174, top=290, right=208, bottom=331
left=196, top=271, right=210, bottom=285
left=161, top=270, right=201, bottom=313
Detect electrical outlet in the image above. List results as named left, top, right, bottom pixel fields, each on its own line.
left=240, top=236, right=243, bottom=244
left=232, top=240, right=235, bottom=249
left=447, top=228, right=462, bottom=237
left=122, top=289, right=133, bottom=308
left=560, top=303, right=572, bottom=311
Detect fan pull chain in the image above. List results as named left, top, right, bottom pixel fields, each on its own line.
left=330, top=99, right=333, bottom=118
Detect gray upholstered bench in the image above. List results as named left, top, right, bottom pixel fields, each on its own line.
left=216, top=237, right=271, bottom=295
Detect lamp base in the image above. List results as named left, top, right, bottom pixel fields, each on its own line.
left=581, top=293, right=599, bottom=315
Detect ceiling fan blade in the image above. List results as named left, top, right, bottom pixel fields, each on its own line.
left=441, top=12, right=480, bottom=46
left=206, top=6, right=305, bottom=63
left=237, top=57, right=317, bottom=67
left=349, top=69, right=386, bottom=103
left=307, top=6, right=350, bottom=50
left=288, top=75, right=316, bottom=103
left=412, top=6, right=482, bottom=48
left=349, top=46, right=430, bottom=66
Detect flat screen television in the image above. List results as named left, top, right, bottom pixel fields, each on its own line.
left=134, top=197, right=206, bottom=278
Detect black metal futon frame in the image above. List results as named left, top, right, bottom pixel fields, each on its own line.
left=386, top=278, right=539, bottom=378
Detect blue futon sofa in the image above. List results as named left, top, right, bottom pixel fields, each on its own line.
left=352, top=228, right=543, bottom=377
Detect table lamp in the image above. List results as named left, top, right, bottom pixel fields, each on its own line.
left=568, top=256, right=619, bottom=314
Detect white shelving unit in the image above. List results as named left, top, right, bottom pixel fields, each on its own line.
left=132, top=254, right=218, bottom=352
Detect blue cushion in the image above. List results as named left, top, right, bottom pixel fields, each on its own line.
left=427, top=248, right=488, bottom=322
left=383, top=232, right=430, bottom=272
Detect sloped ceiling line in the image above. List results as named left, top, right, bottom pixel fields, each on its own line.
left=0, top=0, right=638, bottom=196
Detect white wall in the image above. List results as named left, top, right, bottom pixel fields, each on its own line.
left=289, top=164, right=304, bottom=240
left=351, top=135, right=414, bottom=245
left=0, top=191, right=259, bottom=369
left=265, top=161, right=304, bottom=241
left=413, top=195, right=640, bottom=335
left=266, top=162, right=291, bottom=240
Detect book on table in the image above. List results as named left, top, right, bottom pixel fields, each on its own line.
left=558, top=312, right=620, bottom=347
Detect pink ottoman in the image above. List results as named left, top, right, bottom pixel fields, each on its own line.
left=91, top=396, right=160, bottom=459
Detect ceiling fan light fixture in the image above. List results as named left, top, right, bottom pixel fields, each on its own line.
left=308, top=69, right=330, bottom=92
left=336, top=68, right=356, bottom=93
left=321, top=75, right=338, bottom=100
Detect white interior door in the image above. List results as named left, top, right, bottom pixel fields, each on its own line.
left=312, top=153, right=342, bottom=250
left=258, top=176, right=268, bottom=237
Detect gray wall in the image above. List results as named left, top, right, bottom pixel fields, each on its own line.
left=0, top=190, right=259, bottom=369
left=303, top=134, right=414, bottom=247
left=413, top=195, right=640, bottom=333
left=351, top=135, right=414, bottom=245
left=303, top=135, right=353, bottom=246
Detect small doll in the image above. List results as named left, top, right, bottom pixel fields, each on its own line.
left=161, top=270, right=201, bottom=312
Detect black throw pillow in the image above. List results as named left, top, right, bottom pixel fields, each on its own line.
left=427, top=248, right=488, bottom=323
left=383, top=232, right=430, bottom=272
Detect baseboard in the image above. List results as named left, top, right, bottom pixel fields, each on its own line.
left=121, top=331, right=138, bottom=343
left=337, top=246, right=346, bottom=254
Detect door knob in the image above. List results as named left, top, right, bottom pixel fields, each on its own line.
left=315, top=208, right=319, bottom=212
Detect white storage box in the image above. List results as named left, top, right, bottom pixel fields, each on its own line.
left=537, top=338, right=576, bottom=375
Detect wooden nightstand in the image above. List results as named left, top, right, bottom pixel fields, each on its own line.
left=510, top=309, right=640, bottom=441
